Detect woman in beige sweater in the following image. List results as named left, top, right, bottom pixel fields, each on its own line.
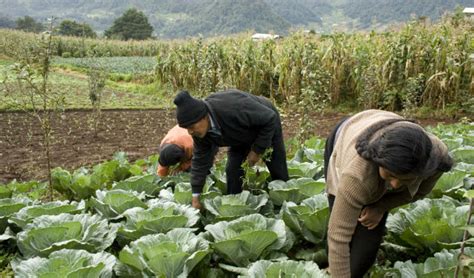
left=323, top=110, right=453, bottom=277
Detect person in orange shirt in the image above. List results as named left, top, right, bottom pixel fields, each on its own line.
left=157, top=125, right=194, bottom=177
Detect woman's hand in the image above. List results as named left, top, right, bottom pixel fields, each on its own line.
left=358, top=206, right=385, bottom=230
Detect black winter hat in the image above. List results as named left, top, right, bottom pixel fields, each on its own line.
left=159, top=144, right=185, bottom=166
left=174, top=91, right=207, bottom=127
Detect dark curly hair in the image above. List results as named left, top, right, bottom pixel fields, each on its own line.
left=355, top=119, right=433, bottom=175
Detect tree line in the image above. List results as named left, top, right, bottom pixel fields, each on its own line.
left=0, top=8, right=154, bottom=40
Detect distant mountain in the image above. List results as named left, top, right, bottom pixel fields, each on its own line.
left=263, top=0, right=324, bottom=25
left=154, top=0, right=292, bottom=38
left=0, top=0, right=471, bottom=38
left=339, top=0, right=473, bottom=28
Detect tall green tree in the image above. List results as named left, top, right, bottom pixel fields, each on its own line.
left=104, top=8, right=153, bottom=40
left=16, top=16, right=44, bottom=33
left=58, top=20, right=96, bottom=38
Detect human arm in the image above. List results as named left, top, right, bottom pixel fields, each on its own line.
left=328, top=175, right=371, bottom=277
left=190, top=138, right=218, bottom=194
left=190, top=139, right=217, bottom=210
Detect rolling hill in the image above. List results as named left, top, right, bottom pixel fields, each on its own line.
left=0, top=0, right=471, bottom=37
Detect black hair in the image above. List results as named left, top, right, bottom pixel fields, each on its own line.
left=159, top=144, right=185, bottom=166
left=356, top=119, right=433, bottom=175
left=437, top=157, right=454, bottom=172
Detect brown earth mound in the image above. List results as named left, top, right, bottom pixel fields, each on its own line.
left=0, top=109, right=457, bottom=183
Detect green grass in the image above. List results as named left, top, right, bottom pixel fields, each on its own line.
left=0, top=59, right=13, bottom=66
left=0, top=57, right=174, bottom=111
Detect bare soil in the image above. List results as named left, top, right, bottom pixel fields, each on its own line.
left=0, top=109, right=458, bottom=183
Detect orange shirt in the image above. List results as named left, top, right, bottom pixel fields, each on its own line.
left=157, top=125, right=194, bottom=177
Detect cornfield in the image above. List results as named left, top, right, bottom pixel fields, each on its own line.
left=1, top=15, right=472, bottom=112
left=155, top=17, right=473, bottom=112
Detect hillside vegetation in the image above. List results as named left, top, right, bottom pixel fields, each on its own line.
left=0, top=0, right=471, bottom=37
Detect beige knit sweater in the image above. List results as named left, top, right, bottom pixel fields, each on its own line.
left=326, top=110, right=449, bottom=277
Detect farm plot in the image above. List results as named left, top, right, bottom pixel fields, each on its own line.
left=0, top=123, right=472, bottom=277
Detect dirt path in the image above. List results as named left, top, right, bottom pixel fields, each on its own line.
left=0, top=109, right=458, bottom=183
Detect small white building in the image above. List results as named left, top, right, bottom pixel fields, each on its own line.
left=462, top=7, right=474, bottom=15
left=251, top=33, right=282, bottom=41
left=463, top=7, right=474, bottom=21
left=464, top=8, right=474, bottom=61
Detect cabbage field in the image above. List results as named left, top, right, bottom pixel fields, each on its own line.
left=0, top=123, right=472, bottom=277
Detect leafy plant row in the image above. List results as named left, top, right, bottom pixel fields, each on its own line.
left=0, top=123, right=472, bottom=277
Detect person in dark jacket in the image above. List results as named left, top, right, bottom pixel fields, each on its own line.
left=173, top=89, right=289, bottom=210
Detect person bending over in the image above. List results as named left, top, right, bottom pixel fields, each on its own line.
left=157, top=125, right=193, bottom=177
left=324, top=109, right=453, bottom=277
left=173, top=89, right=289, bottom=210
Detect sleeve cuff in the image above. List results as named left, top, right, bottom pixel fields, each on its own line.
left=251, top=145, right=266, bottom=155
left=191, top=185, right=203, bottom=194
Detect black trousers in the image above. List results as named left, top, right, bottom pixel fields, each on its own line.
left=225, top=115, right=289, bottom=194
left=324, top=118, right=388, bottom=278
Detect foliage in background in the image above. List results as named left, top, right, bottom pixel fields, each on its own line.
left=58, top=20, right=96, bottom=38
left=84, top=50, right=107, bottom=137
left=15, top=16, right=43, bottom=33
left=1, top=14, right=471, bottom=116
left=342, top=0, right=472, bottom=29
left=1, top=0, right=471, bottom=38
left=53, top=56, right=156, bottom=74
left=104, top=8, right=153, bottom=41
left=0, top=29, right=166, bottom=58
left=1, top=18, right=65, bottom=201
left=0, top=15, right=16, bottom=29
left=154, top=16, right=473, bottom=114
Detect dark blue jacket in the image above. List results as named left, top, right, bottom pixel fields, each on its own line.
left=191, top=89, right=281, bottom=193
